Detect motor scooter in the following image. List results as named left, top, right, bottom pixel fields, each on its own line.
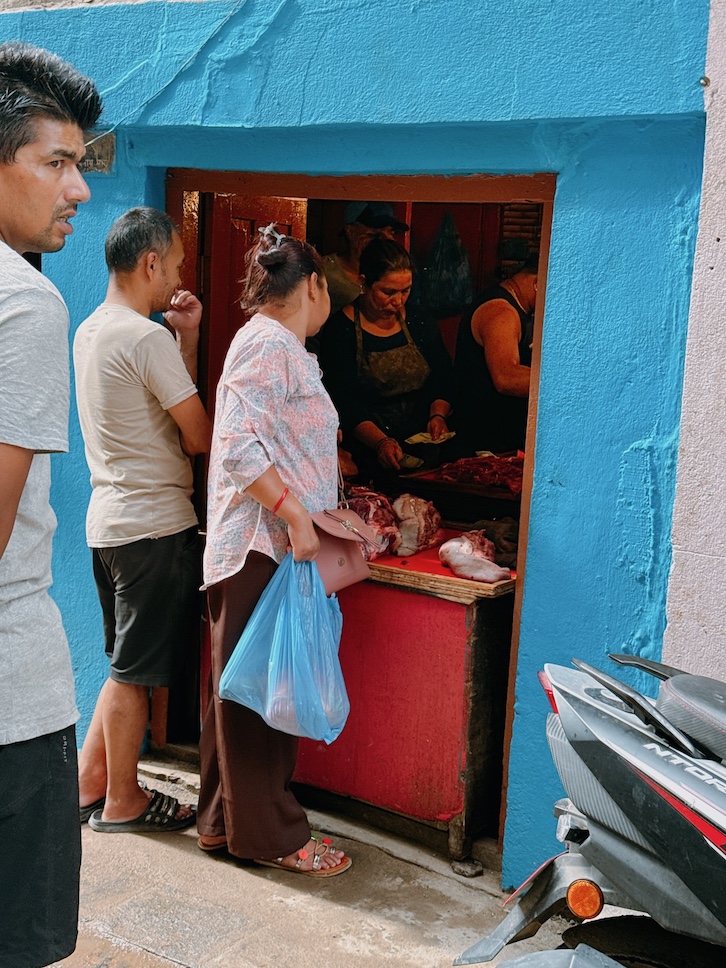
left=454, top=654, right=726, bottom=968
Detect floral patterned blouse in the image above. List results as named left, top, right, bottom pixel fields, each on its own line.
left=203, top=313, right=339, bottom=588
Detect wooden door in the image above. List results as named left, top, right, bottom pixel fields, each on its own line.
left=199, top=194, right=307, bottom=413
left=194, top=193, right=307, bottom=722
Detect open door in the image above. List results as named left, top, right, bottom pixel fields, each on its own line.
left=199, top=194, right=307, bottom=411
left=155, top=193, right=306, bottom=746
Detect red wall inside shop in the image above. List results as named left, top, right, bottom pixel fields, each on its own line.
left=408, top=202, right=501, bottom=292
left=409, top=202, right=501, bottom=358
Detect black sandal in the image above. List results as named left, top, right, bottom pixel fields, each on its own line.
left=88, top=789, right=195, bottom=834
left=80, top=779, right=147, bottom=824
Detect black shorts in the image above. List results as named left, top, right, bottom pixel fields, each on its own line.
left=92, top=527, right=201, bottom=687
left=0, top=726, right=80, bottom=968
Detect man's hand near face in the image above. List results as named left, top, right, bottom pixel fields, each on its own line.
left=164, top=289, right=202, bottom=380
left=164, top=288, right=202, bottom=334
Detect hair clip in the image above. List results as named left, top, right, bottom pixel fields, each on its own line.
left=259, top=223, right=286, bottom=247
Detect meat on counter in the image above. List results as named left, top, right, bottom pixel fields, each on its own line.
left=472, top=516, right=519, bottom=569
left=436, top=454, right=524, bottom=496
left=439, top=530, right=511, bottom=583
left=392, top=493, right=444, bottom=557
left=344, top=485, right=402, bottom=559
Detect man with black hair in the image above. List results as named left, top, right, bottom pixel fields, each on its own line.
left=0, top=41, right=101, bottom=968
left=74, top=207, right=210, bottom=836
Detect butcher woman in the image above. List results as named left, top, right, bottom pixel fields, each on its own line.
left=196, top=225, right=351, bottom=876
left=319, top=237, right=455, bottom=488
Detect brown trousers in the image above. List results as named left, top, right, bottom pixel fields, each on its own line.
left=197, top=552, right=311, bottom=859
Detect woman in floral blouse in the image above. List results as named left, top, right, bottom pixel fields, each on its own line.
left=197, top=226, right=351, bottom=876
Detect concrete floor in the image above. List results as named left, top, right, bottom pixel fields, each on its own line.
left=52, top=758, right=565, bottom=968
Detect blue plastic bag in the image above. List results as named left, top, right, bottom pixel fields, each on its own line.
left=218, top=553, right=349, bottom=744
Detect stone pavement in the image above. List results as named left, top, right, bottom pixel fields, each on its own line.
left=52, top=757, right=565, bottom=968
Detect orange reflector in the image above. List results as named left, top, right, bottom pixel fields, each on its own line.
left=566, top=879, right=604, bottom=919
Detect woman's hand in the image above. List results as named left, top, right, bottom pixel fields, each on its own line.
left=427, top=414, right=449, bottom=441
left=375, top=437, right=403, bottom=470
left=287, top=512, right=321, bottom=561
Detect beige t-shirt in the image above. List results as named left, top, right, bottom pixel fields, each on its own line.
left=73, top=303, right=199, bottom=547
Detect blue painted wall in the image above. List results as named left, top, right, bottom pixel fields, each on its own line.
left=1, top=0, right=709, bottom=884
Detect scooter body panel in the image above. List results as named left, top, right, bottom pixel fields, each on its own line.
left=454, top=661, right=726, bottom=966
left=453, top=850, right=628, bottom=965
left=547, top=664, right=726, bottom=931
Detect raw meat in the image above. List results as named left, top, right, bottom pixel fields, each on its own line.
left=436, top=455, right=524, bottom=496
left=391, top=494, right=444, bottom=557
left=343, top=485, right=401, bottom=559
left=439, top=531, right=512, bottom=583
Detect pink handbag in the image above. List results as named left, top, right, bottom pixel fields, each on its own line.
left=310, top=507, right=379, bottom=596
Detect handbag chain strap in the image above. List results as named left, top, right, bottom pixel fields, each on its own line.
left=321, top=508, right=378, bottom=553
left=337, top=456, right=348, bottom=507
left=330, top=455, right=381, bottom=554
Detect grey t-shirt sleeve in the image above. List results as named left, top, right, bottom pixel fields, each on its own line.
left=0, top=286, right=70, bottom=453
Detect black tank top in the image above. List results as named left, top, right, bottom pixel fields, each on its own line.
left=454, top=285, right=533, bottom=453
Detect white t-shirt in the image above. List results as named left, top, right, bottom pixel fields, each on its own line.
left=0, top=242, right=78, bottom=745
left=73, top=303, right=199, bottom=547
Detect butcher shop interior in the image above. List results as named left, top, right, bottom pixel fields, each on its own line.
left=160, top=169, right=554, bottom=867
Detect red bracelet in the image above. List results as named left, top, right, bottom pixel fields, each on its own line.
left=272, top=487, right=289, bottom=515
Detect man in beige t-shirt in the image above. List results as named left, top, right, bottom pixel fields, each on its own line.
left=74, top=207, right=211, bottom=833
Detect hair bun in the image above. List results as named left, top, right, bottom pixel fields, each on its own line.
left=256, top=247, right=289, bottom=268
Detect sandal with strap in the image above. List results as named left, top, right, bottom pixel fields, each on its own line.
left=197, top=836, right=228, bottom=853
left=255, top=835, right=352, bottom=877
left=79, top=796, right=105, bottom=825
left=80, top=779, right=147, bottom=824
left=88, top=789, right=195, bottom=834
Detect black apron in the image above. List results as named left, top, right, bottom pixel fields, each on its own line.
left=354, top=303, right=431, bottom=441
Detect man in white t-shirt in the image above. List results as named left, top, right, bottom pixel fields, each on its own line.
left=74, top=207, right=211, bottom=834
left=0, top=42, right=101, bottom=968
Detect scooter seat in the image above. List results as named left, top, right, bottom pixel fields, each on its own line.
left=657, top=673, right=726, bottom=761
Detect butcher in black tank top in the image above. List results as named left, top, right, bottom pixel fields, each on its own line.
left=454, top=260, right=537, bottom=454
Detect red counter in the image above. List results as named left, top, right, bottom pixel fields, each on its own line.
left=294, top=549, right=515, bottom=859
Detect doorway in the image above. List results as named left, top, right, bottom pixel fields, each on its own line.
left=162, top=170, right=555, bottom=843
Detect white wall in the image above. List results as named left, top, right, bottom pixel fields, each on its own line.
left=664, top=1, right=726, bottom=676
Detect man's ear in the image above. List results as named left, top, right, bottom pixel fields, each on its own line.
left=144, top=250, right=158, bottom=280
